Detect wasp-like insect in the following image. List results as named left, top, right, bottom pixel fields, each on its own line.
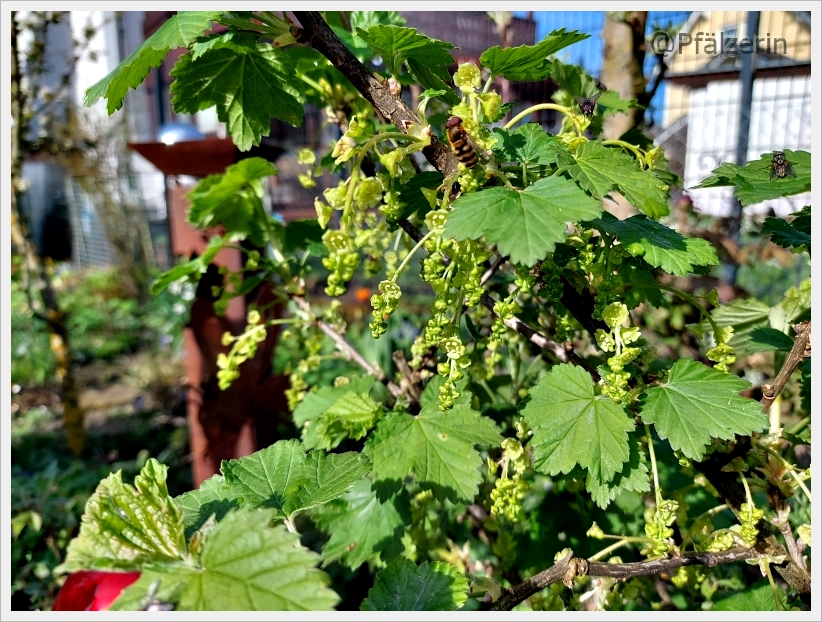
left=769, top=151, right=796, bottom=180
left=445, top=116, right=480, bottom=169
left=573, top=92, right=602, bottom=117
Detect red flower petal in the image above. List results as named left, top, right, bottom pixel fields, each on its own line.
left=53, top=571, right=141, bottom=611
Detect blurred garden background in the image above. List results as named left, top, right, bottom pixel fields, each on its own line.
left=9, top=9, right=811, bottom=610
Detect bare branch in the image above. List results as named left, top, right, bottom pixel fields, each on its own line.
left=761, top=321, right=811, bottom=411
left=480, top=253, right=506, bottom=286
left=293, top=297, right=405, bottom=400
left=491, top=548, right=758, bottom=611
left=293, top=11, right=457, bottom=176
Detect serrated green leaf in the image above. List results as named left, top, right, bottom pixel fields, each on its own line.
left=585, top=433, right=650, bottom=509
left=789, top=205, right=811, bottom=234
left=590, top=212, right=718, bottom=276
left=85, top=12, right=221, bottom=114
left=694, top=298, right=770, bottom=354
left=521, top=364, right=634, bottom=484
left=110, top=508, right=339, bottom=611
left=174, top=474, right=238, bottom=538
left=548, top=58, right=598, bottom=101
left=639, top=360, right=768, bottom=461
left=406, top=58, right=460, bottom=106
left=312, top=479, right=410, bottom=570
left=747, top=327, right=794, bottom=352
left=170, top=39, right=304, bottom=151
left=491, top=124, right=565, bottom=168
left=357, top=25, right=455, bottom=81
left=480, top=29, right=589, bottom=81
left=292, top=375, right=377, bottom=427
left=56, top=459, right=186, bottom=574
left=398, top=171, right=445, bottom=219
left=221, top=439, right=370, bottom=520
left=303, top=391, right=383, bottom=451
left=283, top=218, right=324, bottom=254
left=361, top=557, right=469, bottom=611
left=186, top=158, right=276, bottom=247
left=557, top=141, right=670, bottom=219
left=349, top=11, right=406, bottom=31
left=443, top=176, right=602, bottom=267
left=693, top=150, right=811, bottom=206
left=760, top=216, right=811, bottom=253
left=365, top=402, right=502, bottom=503
left=711, top=580, right=787, bottom=611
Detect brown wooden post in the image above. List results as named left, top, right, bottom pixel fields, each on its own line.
left=128, top=138, right=288, bottom=487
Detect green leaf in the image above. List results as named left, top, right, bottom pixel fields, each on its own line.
left=480, top=29, right=589, bottom=81
left=443, top=176, right=602, bottom=267
left=547, top=58, right=598, bottom=100
left=361, top=557, right=469, bottom=611
left=789, top=205, right=811, bottom=234
left=349, top=11, right=406, bottom=31
left=398, top=171, right=445, bottom=220
left=283, top=218, right=324, bottom=254
left=56, top=459, right=186, bottom=574
left=303, top=391, right=384, bottom=451
left=406, top=58, right=460, bottom=106
left=418, top=375, right=471, bottom=410
left=491, top=124, right=565, bottom=168
left=312, top=479, right=410, bottom=569
left=110, top=508, right=339, bottom=611
left=174, top=474, right=238, bottom=538
left=221, top=439, right=370, bottom=520
left=170, top=38, right=304, bottom=151
left=693, top=298, right=771, bottom=354
left=760, top=216, right=811, bottom=253
left=521, top=364, right=634, bottom=484
left=85, top=12, right=222, bottom=114
left=356, top=25, right=455, bottom=80
left=292, top=375, right=377, bottom=427
left=693, top=150, right=811, bottom=206
left=557, top=141, right=670, bottom=219
left=150, top=235, right=225, bottom=295
left=585, top=433, right=650, bottom=509
left=365, top=402, right=502, bottom=503
left=711, top=580, right=787, bottom=611
left=639, top=360, right=768, bottom=461
left=747, top=327, right=794, bottom=352
left=590, top=212, right=718, bottom=276
left=186, top=158, right=276, bottom=247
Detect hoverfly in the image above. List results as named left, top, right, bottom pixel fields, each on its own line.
left=573, top=92, right=602, bottom=117
left=769, top=151, right=796, bottom=180
left=445, top=116, right=480, bottom=168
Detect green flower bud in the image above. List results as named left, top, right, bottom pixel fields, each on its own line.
left=297, top=148, right=316, bottom=165
left=603, top=302, right=629, bottom=330
left=454, top=62, right=482, bottom=93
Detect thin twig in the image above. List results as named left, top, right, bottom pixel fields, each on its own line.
left=480, top=253, right=506, bottom=286
left=293, top=297, right=404, bottom=399
left=761, top=321, right=811, bottom=411
left=491, top=548, right=758, bottom=611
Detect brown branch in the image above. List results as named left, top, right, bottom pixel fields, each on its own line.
left=491, top=548, right=758, bottom=611
left=293, top=297, right=405, bottom=400
left=480, top=253, right=506, bottom=286
left=761, top=321, right=811, bottom=411
left=293, top=11, right=457, bottom=177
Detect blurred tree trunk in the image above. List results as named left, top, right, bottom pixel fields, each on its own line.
left=600, top=11, right=648, bottom=219
left=600, top=11, right=648, bottom=139
left=488, top=12, right=514, bottom=123
left=11, top=12, right=85, bottom=454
